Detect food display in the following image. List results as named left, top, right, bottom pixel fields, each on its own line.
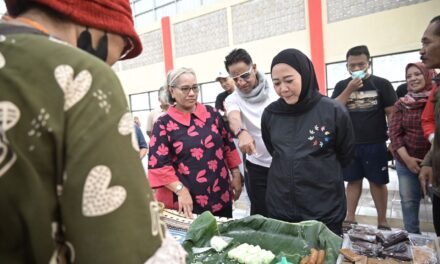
left=182, top=212, right=343, bottom=264
left=227, top=243, right=275, bottom=264
left=337, top=225, right=439, bottom=264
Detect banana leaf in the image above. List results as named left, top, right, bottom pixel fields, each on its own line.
left=183, top=212, right=343, bottom=264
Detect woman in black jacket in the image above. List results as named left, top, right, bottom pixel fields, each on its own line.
left=261, top=49, right=355, bottom=235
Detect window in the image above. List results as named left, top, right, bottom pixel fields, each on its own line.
left=200, top=82, right=223, bottom=105
left=135, top=11, right=155, bottom=26
left=128, top=80, right=224, bottom=116
left=129, top=92, right=150, bottom=111
left=177, top=0, right=202, bottom=13
left=325, top=50, right=420, bottom=95
left=134, top=0, right=154, bottom=14
left=372, top=51, right=420, bottom=88
left=131, top=0, right=220, bottom=27
left=325, top=62, right=347, bottom=97
left=156, top=4, right=177, bottom=20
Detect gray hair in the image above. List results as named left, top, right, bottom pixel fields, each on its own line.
left=158, top=86, right=170, bottom=105
left=164, top=67, right=196, bottom=103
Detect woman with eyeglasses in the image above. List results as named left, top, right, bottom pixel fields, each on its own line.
left=148, top=67, right=243, bottom=219
left=261, top=49, right=355, bottom=235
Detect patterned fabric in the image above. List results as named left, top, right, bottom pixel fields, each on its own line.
left=0, top=25, right=162, bottom=263
left=389, top=100, right=431, bottom=163
left=148, top=103, right=241, bottom=215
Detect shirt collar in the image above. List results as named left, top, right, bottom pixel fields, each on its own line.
left=167, top=103, right=208, bottom=126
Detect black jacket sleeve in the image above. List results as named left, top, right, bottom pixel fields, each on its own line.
left=334, top=102, right=355, bottom=167
left=261, top=110, right=274, bottom=156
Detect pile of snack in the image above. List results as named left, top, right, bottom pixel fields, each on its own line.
left=339, top=225, right=438, bottom=264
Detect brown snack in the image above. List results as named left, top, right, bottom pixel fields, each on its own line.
left=300, top=256, right=310, bottom=264
left=316, top=249, right=325, bottom=264
left=367, top=258, right=381, bottom=264
left=309, top=248, right=318, bottom=264
left=412, top=246, right=434, bottom=264
left=340, top=247, right=364, bottom=262
left=354, top=256, right=368, bottom=264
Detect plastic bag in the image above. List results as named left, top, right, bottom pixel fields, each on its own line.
left=380, top=230, right=409, bottom=247
left=351, top=240, right=382, bottom=257
left=380, top=242, right=412, bottom=261
left=348, top=232, right=377, bottom=243
left=191, top=236, right=233, bottom=254
left=411, top=246, right=438, bottom=264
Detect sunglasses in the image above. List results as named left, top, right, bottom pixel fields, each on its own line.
left=173, top=84, right=200, bottom=95
left=231, top=66, right=253, bottom=82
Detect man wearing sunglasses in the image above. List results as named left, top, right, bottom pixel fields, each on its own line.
left=223, top=48, right=278, bottom=216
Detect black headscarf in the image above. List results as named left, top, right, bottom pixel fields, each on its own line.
left=266, top=48, right=322, bottom=115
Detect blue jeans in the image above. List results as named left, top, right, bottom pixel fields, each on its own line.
left=396, top=160, right=422, bottom=234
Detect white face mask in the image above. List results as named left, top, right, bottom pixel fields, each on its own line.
left=351, top=70, right=366, bottom=80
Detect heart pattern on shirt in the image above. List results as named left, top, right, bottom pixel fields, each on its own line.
left=0, top=101, right=20, bottom=178
left=0, top=51, right=5, bottom=69
left=82, top=165, right=126, bottom=217
left=118, top=112, right=139, bottom=151
left=54, top=65, right=92, bottom=111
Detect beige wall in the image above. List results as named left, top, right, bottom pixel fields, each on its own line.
left=116, top=0, right=440, bottom=96
left=324, top=0, right=440, bottom=62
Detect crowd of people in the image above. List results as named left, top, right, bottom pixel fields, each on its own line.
left=0, top=0, right=439, bottom=261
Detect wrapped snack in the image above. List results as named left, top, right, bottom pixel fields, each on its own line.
left=409, top=235, right=436, bottom=250
left=210, top=236, right=232, bottom=252
left=383, top=241, right=409, bottom=253
left=412, top=246, right=438, bottom=264
left=381, top=230, right=409, bottom=247
left=351, top=241, right=382, bottom=257
left=380, top=242, right=412, bottom=261
left=351, top=225, right=379, bottom=236
left=349, top=232, right=377, bottom=243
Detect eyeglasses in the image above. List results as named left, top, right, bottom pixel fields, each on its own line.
left=231, top=66, right=253, bottom=82
left=172, top=84, right=200, bottom=94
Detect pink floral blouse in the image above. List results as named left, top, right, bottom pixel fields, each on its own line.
left=148, top=103, right=241, bottom=215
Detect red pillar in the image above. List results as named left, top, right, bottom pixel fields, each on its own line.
left=308, top=0, right=326, bottom=95
left=161, top=16, right=174, bottom=74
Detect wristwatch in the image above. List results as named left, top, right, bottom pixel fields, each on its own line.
left=235, top=127, right=247, bottom=137
left=175, top=183, right=184, bottom=195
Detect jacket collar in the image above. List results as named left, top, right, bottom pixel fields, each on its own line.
left=167, top=103, right=208, bottom=126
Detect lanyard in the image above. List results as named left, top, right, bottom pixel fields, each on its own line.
left=2, top=15, right=49, bottom=35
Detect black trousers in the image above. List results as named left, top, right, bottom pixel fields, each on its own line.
left=433, top=193, right=440, bottom=236
left=246, top=160, right=269, bottom=217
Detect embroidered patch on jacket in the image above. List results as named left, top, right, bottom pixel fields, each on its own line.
left=307, top=124, right=331, bottom=148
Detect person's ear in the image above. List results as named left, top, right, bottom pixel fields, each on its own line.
left=168, top=86, right=175, bottom=99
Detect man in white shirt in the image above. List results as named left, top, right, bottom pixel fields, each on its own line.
left=224, top=48, right=278, bottom=216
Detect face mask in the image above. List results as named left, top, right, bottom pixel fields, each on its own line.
left=351, top=70, right=366, bottom=80
left=77, top=28, right=108, bottom=62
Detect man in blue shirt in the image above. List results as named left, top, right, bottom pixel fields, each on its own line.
left=134, top=124, right=148, bottom=159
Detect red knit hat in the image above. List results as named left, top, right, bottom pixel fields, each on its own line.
left=5, top=0, right=142, bottom=60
